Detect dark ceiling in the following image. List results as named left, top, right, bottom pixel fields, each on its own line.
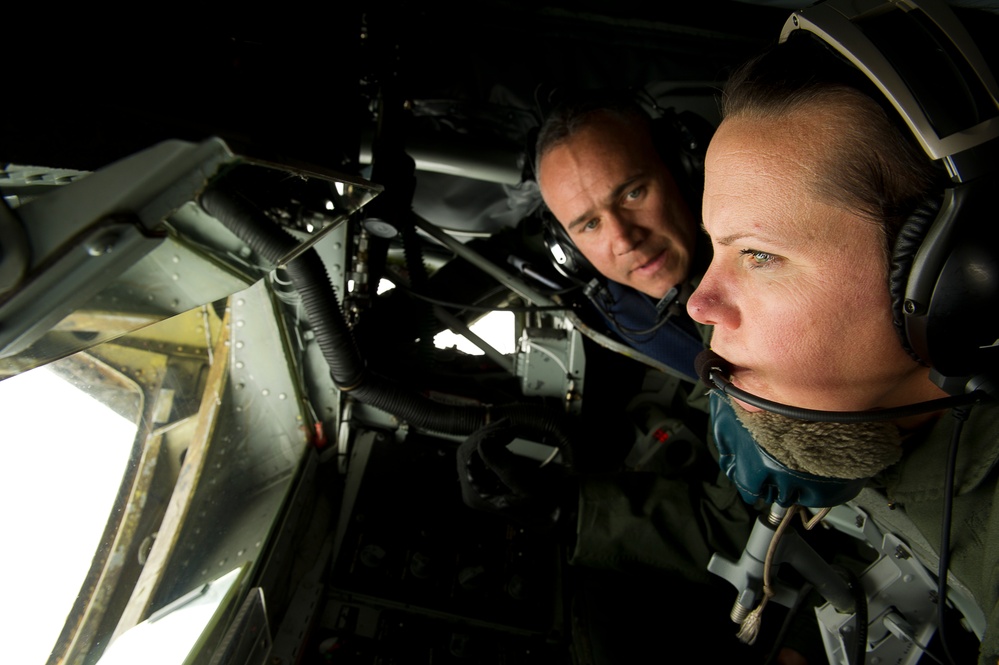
left=4, top=0, right=996, bottom=239
left=2, top=1, right=791, bottom=173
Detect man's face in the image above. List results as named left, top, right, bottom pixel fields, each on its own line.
left=687, top=111, right=932, bottom=413
left=537, top=111, right=697, bottom=299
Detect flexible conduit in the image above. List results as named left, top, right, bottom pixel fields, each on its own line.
left=199, top=176, right=573, bottom=454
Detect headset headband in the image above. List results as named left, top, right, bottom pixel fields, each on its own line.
left=780, top=0, right=999, bottom=182
left=779, top=0, right=999, bottom=390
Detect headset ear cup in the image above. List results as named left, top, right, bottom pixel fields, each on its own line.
left=889, top=197, right=941, bottom=364
left=650, top=108, right=713, bottom=211
left=542, top=212, right=598, bottom=283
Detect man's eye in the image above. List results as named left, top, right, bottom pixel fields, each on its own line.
left=582, top=218, right=599, bottom=231
left=625, top=187, right=644, bottom=201
left=739, top=249, right=777, bottom=267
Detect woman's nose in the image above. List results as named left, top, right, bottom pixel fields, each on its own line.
left=686, top=270, right=739, bottom=328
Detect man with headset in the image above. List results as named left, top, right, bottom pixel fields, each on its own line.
left=533, top=92, right=711, bottom=382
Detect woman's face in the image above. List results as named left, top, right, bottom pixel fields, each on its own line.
left=687, top=111, right=931, bottom=413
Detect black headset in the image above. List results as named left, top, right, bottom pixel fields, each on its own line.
left=541, top=209, right=599, bottom=284
left=533, top=92, right=714, bottom=286
left=781, top=0, right=999, bottom=396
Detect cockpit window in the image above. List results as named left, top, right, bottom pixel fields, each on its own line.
left=5, top=282, right=313, bottom=665
left=434, top=310, right=516, bottom=355
left=1, top=357, right=141, bottom=664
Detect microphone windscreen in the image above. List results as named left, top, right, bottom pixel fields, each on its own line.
left=695, top=350, right=728, bottom=385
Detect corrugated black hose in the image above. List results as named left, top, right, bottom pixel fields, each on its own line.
left=198, top=177, right=573, bottom=457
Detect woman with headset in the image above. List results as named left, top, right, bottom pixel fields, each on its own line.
left=688, top=2, right=999, bottom=663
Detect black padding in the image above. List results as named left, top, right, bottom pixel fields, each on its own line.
left=650, top=107, right=713, bottom=210
left=541, top=209, right=600, bottom=283
left=889, top=197, right=941, bottom=364
left=903, top=180, right=999, bottom=382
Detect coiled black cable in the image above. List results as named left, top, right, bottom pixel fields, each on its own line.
left=199, top=174, right=575, bottom=457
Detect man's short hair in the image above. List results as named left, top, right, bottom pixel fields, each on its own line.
left=533, top=90, right=654, bottom=179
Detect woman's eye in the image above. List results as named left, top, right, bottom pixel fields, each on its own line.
left=582, top=218, right=599, bottom=232
left=740, top=249, right=777, bottom=267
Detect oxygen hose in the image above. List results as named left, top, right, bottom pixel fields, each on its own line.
left=198, top=175, right=574, bottom=455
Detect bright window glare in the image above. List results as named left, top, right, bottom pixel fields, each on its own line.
left=96, top=567, right=243, bottom=665
left=0, top=366, right=137, bottom=665
left=376, top=279, right=513, bottom=355
left=434, top=311, right=515, bottom=355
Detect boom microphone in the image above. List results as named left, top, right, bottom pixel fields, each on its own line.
left=695, top=350, right=982, bottom=423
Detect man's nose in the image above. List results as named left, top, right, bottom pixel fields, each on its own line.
left=607, top=213, right=643, bottom=255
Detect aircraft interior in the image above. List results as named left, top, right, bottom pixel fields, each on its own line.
left=3, top=2, right=998, bottom=664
